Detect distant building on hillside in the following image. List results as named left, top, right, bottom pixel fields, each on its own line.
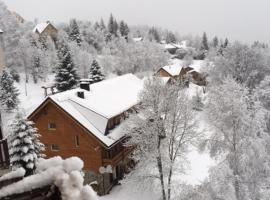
left=28, top=74, right=143, bottom=195
left=33, top=21, right=58, bottom=39
left=9, top=10, right=25, bottom=23
left=0, top=29, right=5, bottom=75
left=156, top=60, right=207, bottom=86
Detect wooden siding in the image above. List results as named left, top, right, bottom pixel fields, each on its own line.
left=157, top=68, right=172, bottom=77
left=30, top=101, right=103, bottom=173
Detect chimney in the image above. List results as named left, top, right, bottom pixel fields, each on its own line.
left=0, top=29, right=5, bottom=75
left=77, top=91, right=85, bottom=99
left=79, top=79, right=91, bottom=91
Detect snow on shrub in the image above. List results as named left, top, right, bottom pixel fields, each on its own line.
left=0, top=156, right=97, bottom=200
left=0, top=168, right=25, bottom=182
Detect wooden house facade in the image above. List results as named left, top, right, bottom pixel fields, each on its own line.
left=33, top=21, right=58, bottom=39
left=156, top=61, right=206, bottom=86
left=28, top=74, right=143, bottom=195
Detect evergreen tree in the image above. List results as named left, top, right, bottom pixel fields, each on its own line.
left=165, top=31, right=177, bottom=43
left=69, top=19, right=82, bottom=45
left=93, top=21, right=100, bottom=30
left=113, top=19, right=119, bottom=36
left=223, top=38, right=229, bottom=48
left=0, top=70, right=20, bottom=111
left=212, top=36, right=219, bottom=48
left=201, top=32, right=209, bottom=51
left=108, top=14, right=116, bottom=36
left=9, top=113, right=45, bottom=176
left=88, top=59, right=105, bottom=84
left=55, top=39, right=79, bottom=92
left=119, top=20, right=129, bottom=37
left=100, top=18, right=106, bottom=30
left=148, top=27, right=161, bottom=42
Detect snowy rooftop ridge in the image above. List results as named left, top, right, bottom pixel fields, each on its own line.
left=33, top=22, right=50, bottom=34
left=31, top=74, right=144, bottom=147
left=160, top=59, right=205, bottom=76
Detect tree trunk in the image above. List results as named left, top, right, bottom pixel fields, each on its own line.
left=157, top=136, right=166, bottom=200
left=167, top=164, right=173, bottom=200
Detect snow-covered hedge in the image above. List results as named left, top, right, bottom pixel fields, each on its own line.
left=0, top=156, right=97, bottom=200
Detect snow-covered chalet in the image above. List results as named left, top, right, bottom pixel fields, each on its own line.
left=28, top=74, right=144, bottom=195
left=33, top=21, right=58, bottom=39
left=156, top=60, right=207, bottom=86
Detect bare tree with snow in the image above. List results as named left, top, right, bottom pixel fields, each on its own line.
left=126, top=78, right=198, bottom=200
left=202, top=77, right=270, bottom=200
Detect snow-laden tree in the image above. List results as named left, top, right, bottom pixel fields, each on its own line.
left=148, top=27, right=161, bottom=42
left=0, top=70, right=19, bottom=111
left=99, top=37, right=169, bottom=75
left=9, top=113, right=45, bottom=176
left=69, top=19, right=82, bottom=46
left=201, top=32, right=209, bottom=51
left=207, top=42, right=270, bottom=89
left=0, top=0, right=24, bottom=69
left=212, top=36, right=219, bottom=48
left=202, top=77, right=270, bottom=200
left=108, top=14, right=118, bottom=37
left=119, top=20, right=129, bottom=38
left=88, top=59, right=104, bottom=84
left=125, top=78, right=198, bottom=200
left=257, top=76, right=270, bottom=131
left=55, top=37, right=79, bottom=92
left=165, top=31, right=177, bottom=43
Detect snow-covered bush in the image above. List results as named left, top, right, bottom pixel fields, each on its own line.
left=0, top=157, right=98, bottom=199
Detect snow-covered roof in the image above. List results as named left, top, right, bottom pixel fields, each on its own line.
left=133, top=37, right=143, bottom=42
left=160, top=59, right=205, bottom=76
left=32, top=74, right=144, bottom=147
left=164, top=41, right=189, bottom=50
left=33, top=22, right=51, bottom=34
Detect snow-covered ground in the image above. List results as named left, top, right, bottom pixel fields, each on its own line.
left=7, top=68, right=215, bottom=200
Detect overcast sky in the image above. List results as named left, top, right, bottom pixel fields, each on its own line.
left=3, top=0, right=270, bottom=44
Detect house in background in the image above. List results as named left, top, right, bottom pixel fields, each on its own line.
left=33, top=21, right=58, bottom=39
left=28, top=74, right=143, bottom=195
left=156, top=60, right=207, bottom=86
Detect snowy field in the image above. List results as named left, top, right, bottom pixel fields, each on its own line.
left=11, top=70, right=215, bottom=200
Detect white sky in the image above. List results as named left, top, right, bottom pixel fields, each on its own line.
left=3, top=0, right=270, bottom=44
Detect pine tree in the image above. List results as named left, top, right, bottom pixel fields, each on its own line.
left=55, top=39, right=79, bottom=92
left=212, top=36, right=219, bottom=48
left=69, top=19, right=82, bottom=45
left=0, top=70, right=20, bottom=111
left=113, top=19, right=119, bottom=36
left=119, top=20, right=129, bottom=37
left=165, top=31, right=177, bottom=43
left=88, top=59, right=104, bottom=84
left=9, top=113, right=45, bottom=176
left=201, top=32, right=209, bottom=51
left=148, top=27, right=161, bottom=42
left=93, top=21, right=100, bottom=30
left=108, top=14, right=115, bottom=36
left=223, top=38, right=229, bottom=48
left=119, top=20, right=126, bottom=37
left=100, top=18, right=106, bottom=30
